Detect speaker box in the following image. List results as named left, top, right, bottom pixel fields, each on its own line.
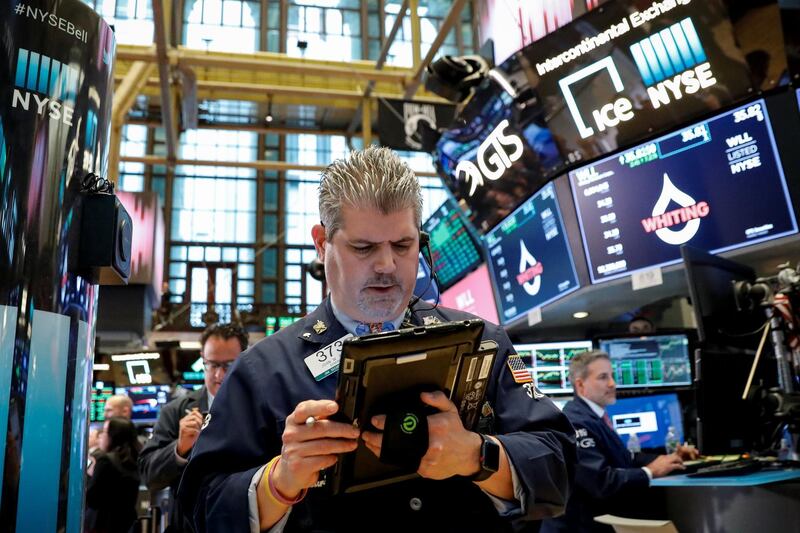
left=78, top=193, right=133, bottom=283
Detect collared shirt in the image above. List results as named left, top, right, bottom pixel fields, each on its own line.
left=576, top=395, right=652, bottom=482
left=329, top=299, right=405, bottom=336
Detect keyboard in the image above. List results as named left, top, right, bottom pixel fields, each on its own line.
left=687, top=458, right=762, bottom=478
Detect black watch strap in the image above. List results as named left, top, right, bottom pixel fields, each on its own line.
left=469, top=434, right=500, bottom=482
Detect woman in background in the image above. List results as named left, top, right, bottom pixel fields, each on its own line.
left=86, top=416, right=141, bottom=533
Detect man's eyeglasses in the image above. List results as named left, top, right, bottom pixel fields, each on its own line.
left=202, top=359, right=236, bottom=372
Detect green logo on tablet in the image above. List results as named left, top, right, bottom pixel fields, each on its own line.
left=401, top=413, right=418, bottom=434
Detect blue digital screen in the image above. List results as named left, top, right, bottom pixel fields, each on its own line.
left=115, top=385, right=171, bottom=422
left=607, top=393, right=684, bottom=450
left=569, top=98, right=798, bottom=283
left=485, top=182, right=580, bottom=324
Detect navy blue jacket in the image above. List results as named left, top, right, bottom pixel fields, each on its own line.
left=179, top=298, right=576, bottom=532
left=541, top=397, right=656, bottom=533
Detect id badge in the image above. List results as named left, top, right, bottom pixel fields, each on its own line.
left=304, top=334, right=353, bottom=381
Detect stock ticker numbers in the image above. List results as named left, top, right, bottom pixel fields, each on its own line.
left=570, top=99, right=798, bottom=283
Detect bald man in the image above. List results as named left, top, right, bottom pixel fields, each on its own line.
left=104, top=395, right=133, bottom=420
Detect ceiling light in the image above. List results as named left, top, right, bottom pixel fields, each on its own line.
left=573, top=311, right=590, bottom=319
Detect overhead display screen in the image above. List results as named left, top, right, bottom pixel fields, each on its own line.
left=570, top=98, right=798, bottom=283
left=485, top=182, right=580, bottom=324
left=435, top=83, right=562, bottom=232
left=422, top=198, right=483, bottom=290
left=499, top=0, right=753, bottom=165
left=440, top=264, right=500, bottom=325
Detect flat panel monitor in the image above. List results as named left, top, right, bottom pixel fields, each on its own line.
left=440, top=264, right=500, bottom=324
left=115, top=385, right=172, bottom=422
left=485, top=182, right=581, bottom=325
left=110, top=351, right=170, bottom=386
left=514, top=340, right=593, bottom=395
left=501, top=0, right=754, bottom=166
left=422, top=198, right=483, bottom=291
left=597, top=333, right=693, bottom=388
left=435, top=83, right=562, bottom=232
left=90, top=382, right=114, bottom=423
left=569, top=98, right=798, bottom=283
left=606, top=393, right=684, bottom=450
left=681, top=245, right=764, bottom=350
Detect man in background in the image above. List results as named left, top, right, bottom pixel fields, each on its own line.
left=103, top=394, right=133, bottom=420
left=627, top=315, right=655, bottom=334
left=541, top=350, right=698, bottom=532
left=139, top=322, right=248, bottom=532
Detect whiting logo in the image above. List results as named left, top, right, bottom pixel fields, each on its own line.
left=641, top=173, right=710, bottom=245
left=11, top=48, right=79, bottom=126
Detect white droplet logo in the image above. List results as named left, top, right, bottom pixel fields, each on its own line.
left=652, top=173, right=701, bottom=245
left=518, top=240, right=542, bottom=296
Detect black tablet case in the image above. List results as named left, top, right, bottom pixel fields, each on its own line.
left=330, top=319, right=487, bottom=494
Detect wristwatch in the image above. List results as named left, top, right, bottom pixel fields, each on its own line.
left=469, top=434, right=500, bottom=482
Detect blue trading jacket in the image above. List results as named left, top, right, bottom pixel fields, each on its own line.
left=541, top=396, right=656, bottom=533
left=178, top=298, right=576, bottom=532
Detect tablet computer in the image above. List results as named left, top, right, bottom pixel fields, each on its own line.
left=331, top=318, right=485, bottom=494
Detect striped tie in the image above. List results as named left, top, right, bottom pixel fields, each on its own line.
left=355, top=321, right=396, bottom=336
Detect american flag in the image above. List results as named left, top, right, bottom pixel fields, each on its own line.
left=507, top=354, right=533, bottom=384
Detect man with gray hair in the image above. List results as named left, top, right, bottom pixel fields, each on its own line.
left=180, top=146, right=576, bottom=532
left=541, top=350, right=696, bottom=532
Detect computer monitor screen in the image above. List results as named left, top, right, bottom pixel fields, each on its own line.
left=606, top=393, right=684, bottom=450
left=569, top=98, right=798, bottom=283
left=680, top=245, right=764, bottom=349
left=598, top=333, right=693, bottom=388
left=440, top=264, right=500, bottom=324
left=422, top=197, right=483, bottom=291
left=485, top=182, right=581, bottom=325
left=90, top=382, right=114, bottom=423
left=515, top=340, right=593, bottom=394
left=115, top=385, right=172, bottom=422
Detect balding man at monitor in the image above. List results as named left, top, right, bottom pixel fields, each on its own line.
left=541, top=350, right=697, bottom=532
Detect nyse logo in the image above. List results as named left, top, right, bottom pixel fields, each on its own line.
left=558, top=57, right=634, bottom=139
left=11, top=48, right=79, bottom=126
left=640, top=173, right=710, bottom=245
left=515, top=240, right=542, bottom=296
left=455, top=119, right=523, bottom=196
left=629, top=18, right=717, bottom=109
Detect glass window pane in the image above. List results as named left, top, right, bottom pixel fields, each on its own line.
left=216, top=268, right=233, bottom=303
left=287, top=249, right=301, bottom=263
left=170, top=246, right=186, bottom=261
left=238, top=264, right=255, bottom=279
left=189, top=246, right=204, bottom=261
left=238, top=280, right=254, bottom=296
left=286, top=265, right=302, bottom=280
left=191, top=267, right=208, bottom=302
left=205, top=247, right=221, bottom=262
left=169, top=262, right=187, bottom=278
left=286, top=281, right=302, bottom=297
left=261, top=282, right=276, bottom=303
left=223, top=247, right=238, bottom=261
left=262, top=249, right=277, bottom=277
